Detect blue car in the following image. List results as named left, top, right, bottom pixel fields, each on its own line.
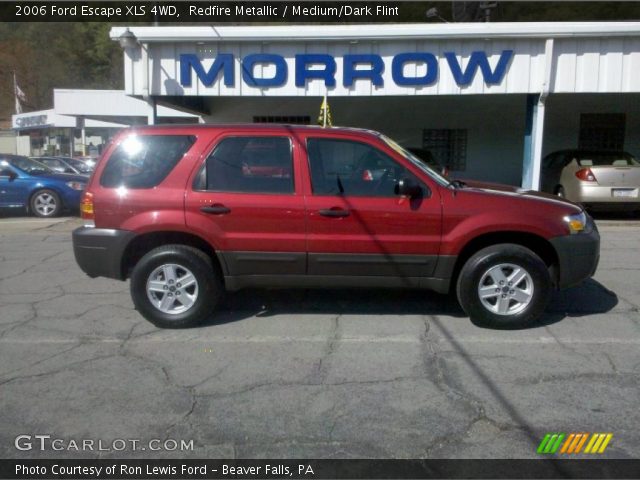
left=0, top=155, right=87, bottom=217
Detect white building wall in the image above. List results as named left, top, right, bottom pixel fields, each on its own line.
left=553, top=38, right=640, bottom=93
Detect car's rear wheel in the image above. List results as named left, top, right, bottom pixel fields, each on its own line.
left=456, top=244, right=552, bottom=329
left=130, top=245, right=222, bottom=328
left=30, top=189, right=62, bottom=217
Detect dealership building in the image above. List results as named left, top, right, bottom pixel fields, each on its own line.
left=11, top=89, right=200, bottom=157
left=109, top=22, right=640, bottom=188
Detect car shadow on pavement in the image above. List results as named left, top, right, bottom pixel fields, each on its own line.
left=201, top=278, right=618, bottom=329
left=530, top=278, right=619, bottom=328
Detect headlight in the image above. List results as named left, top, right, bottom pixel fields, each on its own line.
left=563, top=211, right=591, bottom=234
left=66, top=181, right=86, bottom=191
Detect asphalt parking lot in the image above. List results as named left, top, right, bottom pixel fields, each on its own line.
left=0, top=216, right=639, bottom=459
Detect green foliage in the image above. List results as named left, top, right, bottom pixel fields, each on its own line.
left=0, top=22, right=123, bottom=122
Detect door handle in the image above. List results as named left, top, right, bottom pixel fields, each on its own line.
left=319, top=208, right=350, bottom=218
left=200, top=205, right=231, bottom=215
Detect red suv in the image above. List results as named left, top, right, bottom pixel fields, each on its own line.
left=72, top=125, right=599, bottom=329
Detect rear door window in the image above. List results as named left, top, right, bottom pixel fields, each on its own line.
left=195, top=136, right=293, bottom=194
left=100, top=135, right=195, bottom=188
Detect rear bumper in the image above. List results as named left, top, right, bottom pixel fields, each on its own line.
left=72, top=227, right=135, bottom=280
left=549, top=228, right=600, bottom=289
left=573, top=185, right=640, bottom=204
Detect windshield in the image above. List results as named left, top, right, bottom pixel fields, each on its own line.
left=378, top=134, right=451, bottom=187
left=7, top=156, right=53, bottom=175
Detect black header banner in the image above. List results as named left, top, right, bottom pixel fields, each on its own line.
left=2, top=2, right=416, bottom=22
left=3, top=459, right=640, bottom=479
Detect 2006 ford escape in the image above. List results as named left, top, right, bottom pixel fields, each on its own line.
left=72, top=125, right=600, bottom=329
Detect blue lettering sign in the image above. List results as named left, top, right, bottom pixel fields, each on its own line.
left=178, top=50, right=514, bottom=89
left=391, top=53, right=438, bottom=86
left=242, top=54, right=287, bottom=87
left=444, top=50, right=514, bottom=86
left=180, top=53, right=234, bottom=87
left=343, top=54, right=384, bottom=87
left=295, top=54, right=336, bottom=87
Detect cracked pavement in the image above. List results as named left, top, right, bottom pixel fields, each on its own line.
left=0, top=217, right=638, bottom=459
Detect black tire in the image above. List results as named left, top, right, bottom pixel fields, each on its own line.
left=555, top=186, right=565, bottom=198
left=456, top=244, right=552, bottom=329
left=130, top=245, right=222, bottom=328
left=30, top=189, right=62, bottom=217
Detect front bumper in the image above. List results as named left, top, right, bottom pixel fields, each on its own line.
left=72, top=227, right=135, bottom=280
left=60, top=189, right=83, bottom=211
left=549, top=228, right=600, bottom=289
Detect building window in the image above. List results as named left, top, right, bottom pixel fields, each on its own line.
left=579, top=114, right=626, bottom=151
left=422, top=129, right=467, bottom=171
left=253, top=116, right=311, bottom=125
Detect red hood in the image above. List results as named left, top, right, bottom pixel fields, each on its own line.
left=456, top=179, right=582, bottom=210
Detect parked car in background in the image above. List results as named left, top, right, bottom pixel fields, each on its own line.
left=541, top=150, right=640, bottom=210
left=0, top=155, right=86, bottom=217
left=34, top=156, right=92, bottom=176
left=65, top=157, right=96, bottom=174
left=74, top=156, right=98, bottom=170
left=406, top=147, right=449, bottom=177
left=73, top=125, right=599, bottom=330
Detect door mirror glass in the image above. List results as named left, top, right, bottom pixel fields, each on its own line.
left=395, top=177, right=422, bottom=198
left=0, top=169, right=16, bottom=180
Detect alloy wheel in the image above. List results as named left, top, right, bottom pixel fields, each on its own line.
left=146, top=263, right=199, bottom=315
left=477, top=263, right=534, bottom=316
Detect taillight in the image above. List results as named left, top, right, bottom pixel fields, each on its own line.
left=575, top=168, right=598, bottom=182
left=80, top=191, right=94, bottom=220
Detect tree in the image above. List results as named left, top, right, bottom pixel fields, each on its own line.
left=0, top=23, right=123, bottom=123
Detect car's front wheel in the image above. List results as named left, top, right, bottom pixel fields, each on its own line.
left=30, top=189, right=62, bottom=217
left=456, top=244, right=552, bottom=329
left=130, top=245, right=222, bottom=328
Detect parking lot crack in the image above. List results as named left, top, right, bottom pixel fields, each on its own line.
left=310, top=314, right=341, bottom=384
left=603, top=352, right=618, bottom=374
left=0, top=342, right=83, bottom=380
left=544, top=326, right=592, bottom=362
left=165, top=389, right=198, bottom=436
left=0, top=353, right=118, bottom=387
left=515, top=371, right=636, bottom=386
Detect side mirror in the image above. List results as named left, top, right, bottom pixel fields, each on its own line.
left=0, top=169, right=17, bottom=181
left=395, top=177, right=422, bottom=198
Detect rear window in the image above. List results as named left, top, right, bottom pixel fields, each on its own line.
left=576, top=153, right=639, bottom=167
left=100, top=135, right=195, bottom=188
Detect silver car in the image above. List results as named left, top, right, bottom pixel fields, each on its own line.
left=541, top=150, right=640, bottom=209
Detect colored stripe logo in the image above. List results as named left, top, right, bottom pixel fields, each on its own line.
left=537, top=433, right=613, bottom=454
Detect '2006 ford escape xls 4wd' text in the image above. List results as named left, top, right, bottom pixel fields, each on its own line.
left=72, top=125, right=600, bottom=329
